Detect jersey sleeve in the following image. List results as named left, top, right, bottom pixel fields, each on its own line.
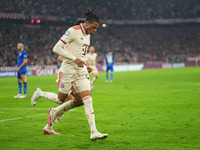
left=60, top=27, right=76, bottom=44
left=22, top=51, right=28, bottom=59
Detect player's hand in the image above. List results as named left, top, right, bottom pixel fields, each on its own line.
left=74, top=58, right=85, bottom=68
left=17, top=68, right=20, bottom=72
left=87, top=66, right=92, bottom=73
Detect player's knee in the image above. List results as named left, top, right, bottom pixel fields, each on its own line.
left=82, top=95, right=92, bottom=104
left=57, top=98, right=64, bottom=104
left=73, top=99, right=84, bottom=107
left=95, top=74, right=98, bottom=78
left=58, top=92, right=69, bottom=103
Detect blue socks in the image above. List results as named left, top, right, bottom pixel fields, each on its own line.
left=111, top=73, right=113, bottom=81
left=106, top=73, right=114, bottom=81
left=18, top=82, right=27, bottom=95
left=24, top=82, right=27, bottom=95
left=18, top=83, right=22, bottom=94
left=106, top=73, right=109, bottom=80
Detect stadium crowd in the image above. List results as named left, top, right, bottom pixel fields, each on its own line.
left=1, top=23, right=200, bottom=67
left=1, top=0, right=200, bottom=19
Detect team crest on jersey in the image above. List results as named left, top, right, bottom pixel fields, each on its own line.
left=80, top=37, right=83, bottom=40
left=65, top=31, right=70, bottom=36
left=60, top=83, right=65, bottom=88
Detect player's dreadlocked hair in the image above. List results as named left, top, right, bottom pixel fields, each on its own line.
left=86, top=14, right=99, bottom=23
left=74, top=9, right=93, bottom=25
left=74, top=20, right=85, bottom=25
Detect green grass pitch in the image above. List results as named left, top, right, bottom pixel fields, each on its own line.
left=0, top=67, right=200, bottom=150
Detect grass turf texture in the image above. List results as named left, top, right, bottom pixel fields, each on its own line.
left=0, top=67, right=200, bottom=150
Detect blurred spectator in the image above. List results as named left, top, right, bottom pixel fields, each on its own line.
left=0, top=23, right=200, bottom=67
left=1, top=0, right=200, bottom=19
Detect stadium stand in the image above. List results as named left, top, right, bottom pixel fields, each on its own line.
left=0, top=23, right=199, bottom=66
left=1, top=0, right=200, bottom=19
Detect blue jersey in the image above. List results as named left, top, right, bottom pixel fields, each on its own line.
left=18, top=50, right=28, bottom=72
left=104, top=54, right=114, bottom=67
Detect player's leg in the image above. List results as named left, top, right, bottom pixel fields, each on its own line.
left=43, top=91, right=69, bottom=135
left=52, top=91, right=84, bottom=123
left=47, top=91, right=76, bottom=127
left=77, top=77, right=108, bottom=140
left=31, top=88, right=63, bottom=106
left=79, top=90, right=108, bottom=140
left=110, top=72, right=113, bottom=82
left=110, top=66, right=114, bottom=82
left=47, top=73, right=76, bottom=128
left=14, top=72, right=23, bottom=98
left=31, top=71, right=66, bottom=106
left=91, top=72, right=98, bottom=85
left=53, top=93, right=83, bottom=124
left=39, top=84, right=82, bottom=134
left=43, top=92, right=84, bottom=135
left=20, top=74, right=27, bottom=97
left=105, top=67, right=109, bottom=83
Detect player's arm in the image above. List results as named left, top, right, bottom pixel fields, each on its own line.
left=86, top=65, right=92, bottom=73
left=17, top=58, right=27, bottom=72
left=53, top=40, right=76, bottom=61
left=53, top=29, right=85, bottom=67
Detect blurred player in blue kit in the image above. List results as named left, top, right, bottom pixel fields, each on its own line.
left=14, top=43, right=28, bottom=98
left=103, top=52, right=114, bottom=83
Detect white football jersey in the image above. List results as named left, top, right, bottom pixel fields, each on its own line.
left=87, top=53, right=97, bottom=66
left=60, top=23, right=90, bottom=62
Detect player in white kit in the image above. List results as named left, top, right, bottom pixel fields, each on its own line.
left=86, top=46, right=98, bottom=89
left=31, top=14, right=107, bottom=141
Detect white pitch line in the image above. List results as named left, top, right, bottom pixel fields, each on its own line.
left=0, top=108, right=76, bottom=111
left=193, top=83, right=200, bottom=86
left=0, top=109, right=76, bottom=123
left=0, top=108, right=47, bottom=110
left=0, top=113, right=46, bottom=123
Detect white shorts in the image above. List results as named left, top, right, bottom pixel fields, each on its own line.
left=57, top=65, right=91, bottom=94
left=90, top=66, right=98, bottom=74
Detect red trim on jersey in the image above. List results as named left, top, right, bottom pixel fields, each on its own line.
left=73, top=24, right=85, bottom=34
left=73, top=25, right=81, bottom=30
left=80, top=24, right=84, bottom=34
left=60, top=39, right=67, bottom=44
left=57, top=72, right=63, bottom=87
